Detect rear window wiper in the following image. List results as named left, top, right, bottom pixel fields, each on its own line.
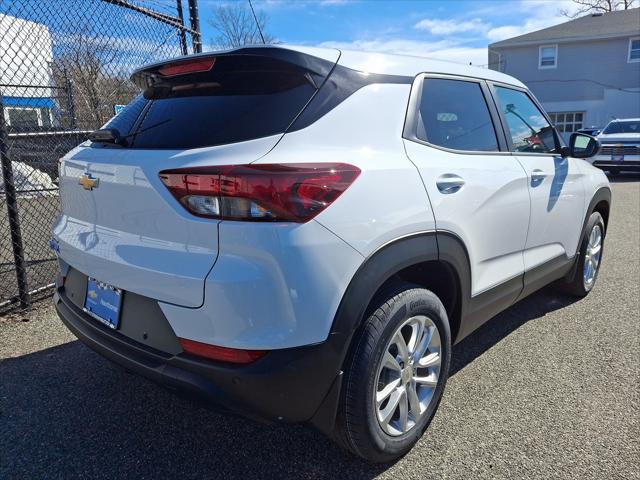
left=88, top=128, right=127, bottom=146
left=89, top=119, right=172, bottom=147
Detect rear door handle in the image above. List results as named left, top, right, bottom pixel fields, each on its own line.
left=531, top=169, right=548, bottom=184
left=436, top=174, right=465, bottom=194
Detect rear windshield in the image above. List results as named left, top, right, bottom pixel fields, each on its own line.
left=103, top=55, right=321, bottom=149
left=602, top=120, right=640, bottom=135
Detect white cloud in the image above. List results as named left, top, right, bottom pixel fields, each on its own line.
left=486, top=0, right=582, bottom=42
left=319, top=0, right=349, bottom=5
left=294, top=0, right=593, bottom=67
left=318, top=38, right=488, bottom=66
left=414, top=17, right=488, bottom=35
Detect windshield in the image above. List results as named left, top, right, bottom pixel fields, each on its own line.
left=603, top=120, right=640, bottom=135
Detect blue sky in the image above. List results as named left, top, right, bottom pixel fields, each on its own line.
left=198, top=0, right=582, bottom=66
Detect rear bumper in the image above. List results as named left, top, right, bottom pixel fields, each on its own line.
left=54, top=287, right=345, bottom=429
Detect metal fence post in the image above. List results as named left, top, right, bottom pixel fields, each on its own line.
left=63, top=69, right=77, bottom=129
left=0, top=96, right=31, bottom=308
left=176, top=0, right=189, bottom=56
left=187, top=0, right=202, bottom=53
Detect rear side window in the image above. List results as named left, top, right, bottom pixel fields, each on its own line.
left=416, top=78, right=499, bottom=152
left=106, top=94, right=147, bottom=136
left=494, top=86, right=557, bottom=154
left=103, top=55, right=321, bottom=149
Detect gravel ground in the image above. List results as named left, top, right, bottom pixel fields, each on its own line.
left=1, top=179, right=638, bottom=480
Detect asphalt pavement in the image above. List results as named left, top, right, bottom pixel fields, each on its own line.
left=1, top=178, right=638, bottom=480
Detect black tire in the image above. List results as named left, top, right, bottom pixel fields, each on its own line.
left=561, top=211, right=605, bottom=297
left=334, top=282, right=451, bottom=463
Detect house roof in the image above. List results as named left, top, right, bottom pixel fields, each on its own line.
left=490, top=8, right=640, bottom=48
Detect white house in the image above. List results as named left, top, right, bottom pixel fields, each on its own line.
left=0, top=14, right=55, bottom=130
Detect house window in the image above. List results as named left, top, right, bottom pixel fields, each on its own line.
left=490, top=51, right=505, bottom=72
left=4, top=106, right=53, bottom=130
left=548, top=112, right=584, bottom=134
left=629, top=37, right=640, bottom=63
left=539, top=45, right=557, bottom=69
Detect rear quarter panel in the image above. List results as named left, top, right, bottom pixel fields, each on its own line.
left=259, top=83, right=436, bottom=256
left=161, top=83, right=437, bottom=350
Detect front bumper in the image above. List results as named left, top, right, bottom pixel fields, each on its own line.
left=591, top=156, right=640, bottom=172
left=54, top=285, right=345, bottom=430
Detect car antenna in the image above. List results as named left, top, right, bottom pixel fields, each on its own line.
left=248, top=0, right=266, bottom=44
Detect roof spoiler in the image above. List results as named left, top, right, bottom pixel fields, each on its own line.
left=130, top=47, right=337, bottom=92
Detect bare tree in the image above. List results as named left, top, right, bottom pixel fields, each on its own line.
left=208, top=3, right=275, bottom=49
left=561, top=0, right=637, bottom=17
left=52, top=29, right=137, bottom=130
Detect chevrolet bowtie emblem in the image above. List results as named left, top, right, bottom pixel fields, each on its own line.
left=79, top=173, right=99, bottom=190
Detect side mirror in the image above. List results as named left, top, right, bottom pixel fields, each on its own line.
left=568, top=132, right=600, bottom=158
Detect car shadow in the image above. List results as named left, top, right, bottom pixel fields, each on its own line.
left=546, top=156, right=568, bottom=212
left=0, top=286, right=580, bottom=479
left=449, top=286, right=577, bottom=376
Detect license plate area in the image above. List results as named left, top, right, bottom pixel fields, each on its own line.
left=84, top=277, right=123, bottom=329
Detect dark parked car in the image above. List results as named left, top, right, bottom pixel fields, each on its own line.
left=577, top=127, right=602, bottom=136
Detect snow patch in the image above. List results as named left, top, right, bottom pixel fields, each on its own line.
left=0, top=161, right=58, bottom=197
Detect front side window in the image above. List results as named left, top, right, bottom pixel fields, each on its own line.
left=629, top=37, right=640, bottom=62
left=494, top=86, right=557, bottom=154
left=539, top=45, right=557, bottom=69
left=548, top=111, right=584, bottom=133
left=415, top=78, right=499, bottom=152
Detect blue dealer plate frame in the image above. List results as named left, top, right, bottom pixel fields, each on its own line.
left=84, top=278, right=122, bottom=329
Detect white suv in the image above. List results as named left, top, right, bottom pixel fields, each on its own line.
left=52, top=46, right=611, bottom=462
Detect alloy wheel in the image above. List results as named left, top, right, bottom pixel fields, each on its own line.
left=583, top=224, right=603, bottom=289
left=374, top=315, right=441, bottom=436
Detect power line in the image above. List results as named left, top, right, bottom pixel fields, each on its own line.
left=524, top=78, right=639, bottom=93
left=247, top=0, right=265, bottom=44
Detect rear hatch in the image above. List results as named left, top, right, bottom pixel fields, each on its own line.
left=53, top=47, right=339, bottom=307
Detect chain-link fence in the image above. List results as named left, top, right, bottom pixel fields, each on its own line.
left=0, top=0, right=201, bottom=312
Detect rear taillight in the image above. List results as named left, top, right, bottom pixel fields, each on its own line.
left=158, top=57, right=215, bottom=77
left=179, top=338, right=266, bottom=364
left=159, top=163, right=360, bottom=222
